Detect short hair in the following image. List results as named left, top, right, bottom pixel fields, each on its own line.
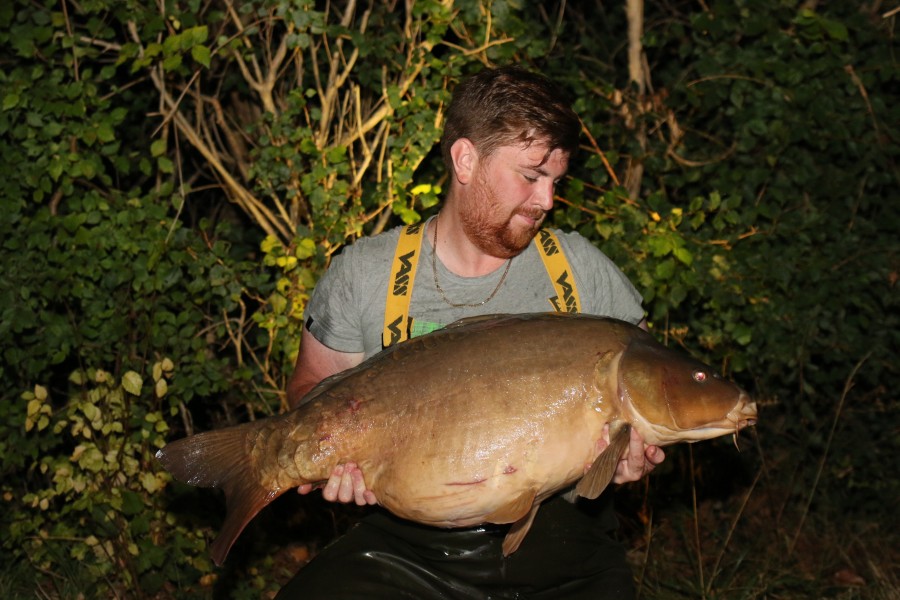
left=440, top=65, right=581, bottom=173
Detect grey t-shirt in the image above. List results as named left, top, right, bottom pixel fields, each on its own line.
left=305, top=218, right=644, bottom=359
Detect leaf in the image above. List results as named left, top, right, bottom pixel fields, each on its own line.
left=295, top=237, right=316, bottom=259
left=819, top=16, right=848, bottom=41
left=48, top=158, right=64, bottom=180
left=82, top=402, right=101, bottom=423
left=732, top=324, right=753, bottom=346
left=2, top=93, right=19, bottom=110
left=157, top=156, right=174, bottom=174
left=121, top=490, right=145, bottom=516
left=673, top=246, right=693, bottom=266
left=191, top=44, right=211, bottom=68
left=655, top=259, right=676, bottom=279
left=25, top=399, right=42, bottom=432
left=150, top=138, right=167, bottom=157
left=190, top=25, right=209, bottom=45
left=162, top=54, right=183, bottom=72
left=96, top=122, right=115, bottom=143
left=141, top=472, right=162, bottom=493
left=122, top=371, right=143, bottom=396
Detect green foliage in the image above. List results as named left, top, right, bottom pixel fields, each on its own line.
left=0, top=0, right=269, bottom=594
left=1, top=0, right=897, bottom=596
left=4, top=364, right=212, bottom=598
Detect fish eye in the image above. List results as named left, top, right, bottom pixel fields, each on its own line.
left=692, top=370, right=708, bottom=383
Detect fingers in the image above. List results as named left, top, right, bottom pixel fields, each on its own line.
left=645, top=444, right=665, bottom=467
left=611, top=428, right=666, bottom=484
left=626, top=426, right=645, bottom=466
left=318, top=463, right=378, bottom=505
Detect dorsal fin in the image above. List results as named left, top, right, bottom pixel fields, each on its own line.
left=444, top=314, right=512, bottom=329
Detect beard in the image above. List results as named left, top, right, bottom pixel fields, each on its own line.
left=460, top=170, right=546, bottom=259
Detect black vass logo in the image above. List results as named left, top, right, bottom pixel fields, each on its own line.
left=539, top=230, right=577, bottom=313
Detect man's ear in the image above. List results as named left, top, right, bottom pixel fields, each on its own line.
left=449, top=138, right=477, bottom=184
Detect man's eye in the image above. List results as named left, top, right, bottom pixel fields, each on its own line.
left=523, top=175, right=537, bottom=183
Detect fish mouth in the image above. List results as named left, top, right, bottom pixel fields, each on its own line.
left=684, top=398, right=757, bottom=438
left=728, top=396, right=758, bottom=431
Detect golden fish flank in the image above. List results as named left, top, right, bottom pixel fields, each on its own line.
left=156, top=312, right=757, bottom=565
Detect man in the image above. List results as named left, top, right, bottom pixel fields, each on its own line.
left=277, top=65, right=665, bottom=599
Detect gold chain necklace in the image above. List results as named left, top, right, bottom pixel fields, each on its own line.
left=431, top=216, right=512, bottom=308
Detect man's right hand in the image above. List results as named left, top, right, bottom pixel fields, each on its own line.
left=297, top=462, right=378, bottom=506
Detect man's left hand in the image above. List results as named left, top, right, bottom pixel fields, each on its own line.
left=612, top=426, right=665, bottom=483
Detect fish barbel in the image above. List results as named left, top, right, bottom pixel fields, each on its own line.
left=156, top=313, right=757, bottom=565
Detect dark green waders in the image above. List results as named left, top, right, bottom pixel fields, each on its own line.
left=275, top=491, right=634, bottom=600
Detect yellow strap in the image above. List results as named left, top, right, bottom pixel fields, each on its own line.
left=382, top=222, right=425, bottom=347
left=534, top=229, right=581, bottom=313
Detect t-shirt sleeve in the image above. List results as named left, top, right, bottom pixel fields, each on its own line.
left=558, top=232, right=645, bottom=324
left=303, top=246, right=367, bottom=353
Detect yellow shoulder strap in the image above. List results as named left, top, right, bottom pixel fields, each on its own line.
left=382, top=222, right=425, bottom=347
left=534, top=229, right=581, bottom=313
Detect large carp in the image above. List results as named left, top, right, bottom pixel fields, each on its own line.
left=157, top=313, right=757, bottom=565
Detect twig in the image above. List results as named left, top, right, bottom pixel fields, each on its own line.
left=705, top=466, right=763, bottom=595
left=60, top=0, right=79, bottom=81
left=788, top=352, right=873, bottom=556
left=579, top=119, right=621, bottom=187
left=129, top=18, right=291, bottom=242
left=688, top=445, right=707, bottom=598
left=686, top=73, right=769, bottom=88
left=634, top=477, right=654, bottom=600
left=165, top=125, right=186, bottom=243
left=844, top=64, right=884, bottom=147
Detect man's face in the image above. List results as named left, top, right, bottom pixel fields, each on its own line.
left=461, top=142, right=569, bottom=259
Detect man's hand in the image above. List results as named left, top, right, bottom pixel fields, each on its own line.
left=612, top=426, right=665, bottom=483
left=588, top=424, right=665, bottom=484
left=297, top=462, right=378, bottom=506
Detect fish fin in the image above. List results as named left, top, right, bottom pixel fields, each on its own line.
left=483, top=488, right=537, bottom=524
left=444, top=314, right=509, bottom=329
left=575, top=423, right=632, bottom=500
left=156, top=423, right=284, bottom=566
left=502, top=501, right=541, bottom=557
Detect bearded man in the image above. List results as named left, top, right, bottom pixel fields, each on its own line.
left=278, top=65, right=665, bottom=600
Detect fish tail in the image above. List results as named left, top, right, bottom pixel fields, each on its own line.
left=156, top=422, right=283, bottom=566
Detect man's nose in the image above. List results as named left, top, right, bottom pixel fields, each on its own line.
left=536, top=181, right=555, bottom=211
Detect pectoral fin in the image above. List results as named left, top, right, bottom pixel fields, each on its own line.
left=501, top=501, right=541, bottom=556
left=575, top=423, right=631, bottom=500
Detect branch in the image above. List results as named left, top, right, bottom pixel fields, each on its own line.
left=129, top=21, right=292, bottom=243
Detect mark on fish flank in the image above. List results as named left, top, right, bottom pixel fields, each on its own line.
left=318, top=433, right=332, bottom=443
left=503, top=465, right=517, bottom=475
left=445, top=477, right=488, bottom=486
left=347, top=398, right=361, bottom=413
